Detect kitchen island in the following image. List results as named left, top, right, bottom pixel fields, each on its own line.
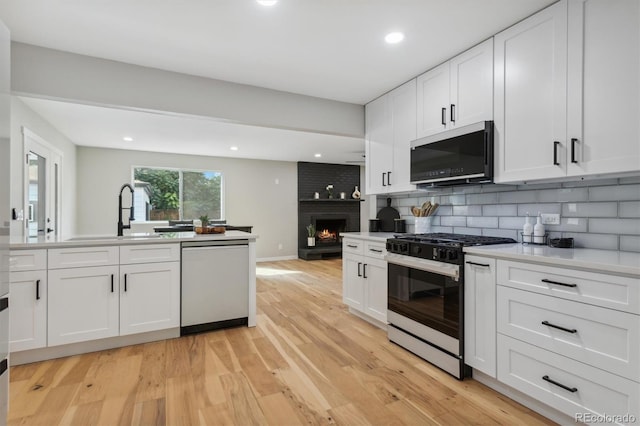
left=7, top=231, right=257, bottom=365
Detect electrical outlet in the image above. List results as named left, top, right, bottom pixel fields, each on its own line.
left=540, top=213, right=560, bottom=225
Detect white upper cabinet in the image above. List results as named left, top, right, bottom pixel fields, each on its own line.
left=417, top=38, right=493, bottom=139
left=494, top=0, right=568, bottom=183
left=566, top=0, right=640, bottom=177
left=365, top=79, right=416, bottom=195
left=495, top=0, right=640, bottom=183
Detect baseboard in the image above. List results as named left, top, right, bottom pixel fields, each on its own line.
left=348, top=307, right=388, bottom=330
left=257, top=255, right=298, bottom=262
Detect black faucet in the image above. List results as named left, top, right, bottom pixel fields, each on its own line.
left=117, top=183, right=135, bottom=236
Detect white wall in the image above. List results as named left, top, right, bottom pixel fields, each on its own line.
left=76, top=147, right=298, bottom=260
left=10, top=97, right=77, bottom=238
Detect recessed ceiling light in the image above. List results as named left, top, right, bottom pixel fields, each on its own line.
left=385, top=32, right=405, bottom=44
left=123, top=136, right=133, bottom=142
left=314, top=153, right=322, bottom=158
left=230, top=146, right=239, bottom=151
left=256, top=0, right=278, bottom=6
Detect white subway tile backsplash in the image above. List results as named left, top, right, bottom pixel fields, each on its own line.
left=441, top=216, right=467, bottom=227
left=619, top=176, right=640, bottom=185
left=619, top=201, right=640, bottom=218
left=439, top=194, right=466, bottom=205
left=431, top=226, right=453, bottom=233
left=467, top=193, right=498, bottom=205
left=589, top=184, right=640, bottom=201
left=537, top=188, right=588, bottom=202
left=517, top=203, right=561, bottom=216
left=562, top=178, right=618, bottom=188
left=499, top=217, right=526, bottom=230
left=497, top=191, right=537, bottom=203
left=452, top=227, right=482, bottom=235
left=561, top=202, right=617, bottom=218
left=483, top=228, right=518, bottom=240
left=453, top=205, right=482, bottom=216
left=546, top=217, right=588, bottom=233
left=517, top=183, right=562, bottom=190
left=561, top=233, right=619, bottom=251
left=482, top=204, right=517, bottom=216
left=467, top=216, right=498, bottom=228
left=436, top=205, right=453, bottom=216
left=589, top=218, right=640, bottom=235
left=620, top=236, right=640, bottom=252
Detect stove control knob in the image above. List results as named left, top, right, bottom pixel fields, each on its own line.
left=401, top=243, right=409, bottom=253
left=412, top=245, right=422, bottom=255
left=448, top=251, right=458, bottom=261
left=437, top=248, right=447, bottom=260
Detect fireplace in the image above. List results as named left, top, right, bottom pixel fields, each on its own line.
left=313, top=216, right=347, bottom=246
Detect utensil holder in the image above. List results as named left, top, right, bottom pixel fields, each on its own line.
left=414, top=216, right=434, bottom=234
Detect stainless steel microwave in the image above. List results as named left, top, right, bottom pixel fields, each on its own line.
left=410, top=121, right=494, bottom=186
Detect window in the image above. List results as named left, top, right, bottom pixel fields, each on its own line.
left=133, top=167, right=223, bottom=221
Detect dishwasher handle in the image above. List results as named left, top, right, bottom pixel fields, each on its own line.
left=182, top=239, right=249, bottom=248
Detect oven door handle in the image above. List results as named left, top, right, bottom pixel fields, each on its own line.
left=384, top=253, right=460, bottom=279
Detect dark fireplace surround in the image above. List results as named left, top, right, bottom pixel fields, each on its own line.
left=298, top=162, right=361, bottom=260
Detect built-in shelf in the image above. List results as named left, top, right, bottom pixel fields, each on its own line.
left=299, top=199, right=364, bottom=202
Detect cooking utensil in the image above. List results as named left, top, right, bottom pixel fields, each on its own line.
left=376, top=198, right=400, bottom=232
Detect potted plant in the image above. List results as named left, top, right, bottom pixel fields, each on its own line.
left=198, top=215, right=209, bottom=231
left=306, top=224, right=316, bottom=247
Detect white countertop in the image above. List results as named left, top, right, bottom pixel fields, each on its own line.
left=10, top=230, right=258, bottom=250
left=340, top=232, right=398, bottom=243
left=464, top=244, right=640, bottom=277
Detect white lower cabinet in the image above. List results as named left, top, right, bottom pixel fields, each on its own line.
left=48, top=265, right=120, bottom=346
left=9, top=270, right=47, bottom=352
left=342, top=238, right=388, bottom=325
left=120, top=262, right=180, bottom=335
left=463, top=255, right=496, bottom=377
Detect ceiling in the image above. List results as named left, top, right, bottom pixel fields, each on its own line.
left=2, top=0, right=556, bottom=163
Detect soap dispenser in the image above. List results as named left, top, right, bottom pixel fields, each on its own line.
left=523, top=213, right=533, bottom=243
left=533, top=212, right=545, bottom=244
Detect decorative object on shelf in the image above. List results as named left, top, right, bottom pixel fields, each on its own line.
left=352, top=186, right=361, bottom=199
left=306, top=224, right=316, bottom=247
left=340, top=192, right=346, bottom=199
left=326, top=184, right=333, bottom=199
left=314, top=192, right=320, bottom=199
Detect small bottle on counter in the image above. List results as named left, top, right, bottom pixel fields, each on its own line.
left=523, top=213, right=532, bottom=243
left=533, top=212, right=545, bottom=244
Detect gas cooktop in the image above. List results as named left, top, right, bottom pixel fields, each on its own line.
left=391, top=232, right=516, bottom=247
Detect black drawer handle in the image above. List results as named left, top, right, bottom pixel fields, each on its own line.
left=541, top=278, right=577, bottom=288
left=450, top=104, right=455, bottom=123
left=369, top=248, right=383, bottom=253
left=36, top=279, right=41, bottom=300
left=357, top=262, right=362, bottom=277
left=466, top=261, right=490, bottom=268
left=111, top=274, right=114, bottom=293
left=387, top=171, right=392, bottom=186
left=571, top=138, right=578, bottom=163
left=553, top=141, right=560, bottom=166
left=542, top=375, right=577, bottom=393
left=542, top=320, right=577, bottom=334
left=124, top=274, right=128, bottom=292
left=363, top=263, right=367, bottom=279
left=347, top=244, right=358, bottom=249
left=382, top=172, right=387, bottom=187
left=441, top=107, right=446, bottom=126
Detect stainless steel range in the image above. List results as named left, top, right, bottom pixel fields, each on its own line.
left=385, top=233, right=515, bottom=379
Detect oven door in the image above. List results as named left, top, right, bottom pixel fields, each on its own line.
left=386, top=254, right=461, bottom=340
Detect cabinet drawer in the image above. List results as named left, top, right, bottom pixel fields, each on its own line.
left=343, top=239, right=363, bottom=255
left=497, top=260, right=639, bottom=314
left=120, top=244, right=180, bottom=264
left=7, top=250, right=46, bottom=272
left=498, top=286, right=639, bottom=381
left=497, top=335, right=639, bottom=425
left=48, top=246, right=119, bottom=269
left=364, top=241, right=387, bottom=259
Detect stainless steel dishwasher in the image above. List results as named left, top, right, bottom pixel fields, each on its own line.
left=181, top=240, right=249, bottom=335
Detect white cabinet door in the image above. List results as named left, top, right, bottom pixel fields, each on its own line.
left=48, top=266, right=119, bottom=346
left=567, top=0, right=640, bottom=177
left=450, top=38, right=494, bottom=128
left=389, top=79, right=417, bottom=193
left=464, top=256, right=497, bottom=377
left=363, top=258, right=387, bottom=324
left=494, top=0, right=568, bottom=183
left=365, top=94, right=393, bottom=195
left=9, top=271, right=46, bottom=352
left=342, top=253, right=364, bottom=310
left=120, top=262, right=180, bottom=336
left=417, top=62, right=450, bottom=138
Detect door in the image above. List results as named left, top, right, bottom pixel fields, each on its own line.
left=494, top=0, right=568, bottom=183
left=120, top=262, right=180, bottom=335
left=342, top=254, right=364, bottom=309
left=9, top=271, right=47, bottom=352
left=23, top=128, right=62, bottom=238
left=417, top=62, right=450, bottom=138
left=389, top=79, right=417, bottom=193
left=48, top=266, right=119, bottom=346
left=363, top=258, right=387, bottom=323
left=365, top=94, right=393, bottom=194
left=567, top=0, right=640, bottom=176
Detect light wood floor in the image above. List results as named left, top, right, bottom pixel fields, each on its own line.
left=8, top=259, right=555, bottom=425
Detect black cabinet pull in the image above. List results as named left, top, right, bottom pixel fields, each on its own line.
left=111, top=274, right=114, bottom=293
left=441, top=107, right=446, bottom=126
left=541, top=278, right=577, bottom=288
left=124, top=274, right=128, bottom=292
left=553, top=141, right=560, bottom=166
left=542, top=375, right=578, bottom=393
left=0, top=297, right=8, bottom=312
left=369, top=248, right=383, bottom=253
left=466, top=261, right=490, bottom=268
left=357, top=262, right=362, bottom=277
left=347, top=244, right=358, bottom=249
left=36, top=279, right=40, bottom=300
left=363, top=263, right=368, bottom=279
left=387, top=171, right=392, bottom=186
left=542, top=320, right=577, bottom=334
left=450, top=104, right=455, bottom=123
left=382, top=172, right=386, bottom=187
left=571, top=138, right=578, bottom=163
